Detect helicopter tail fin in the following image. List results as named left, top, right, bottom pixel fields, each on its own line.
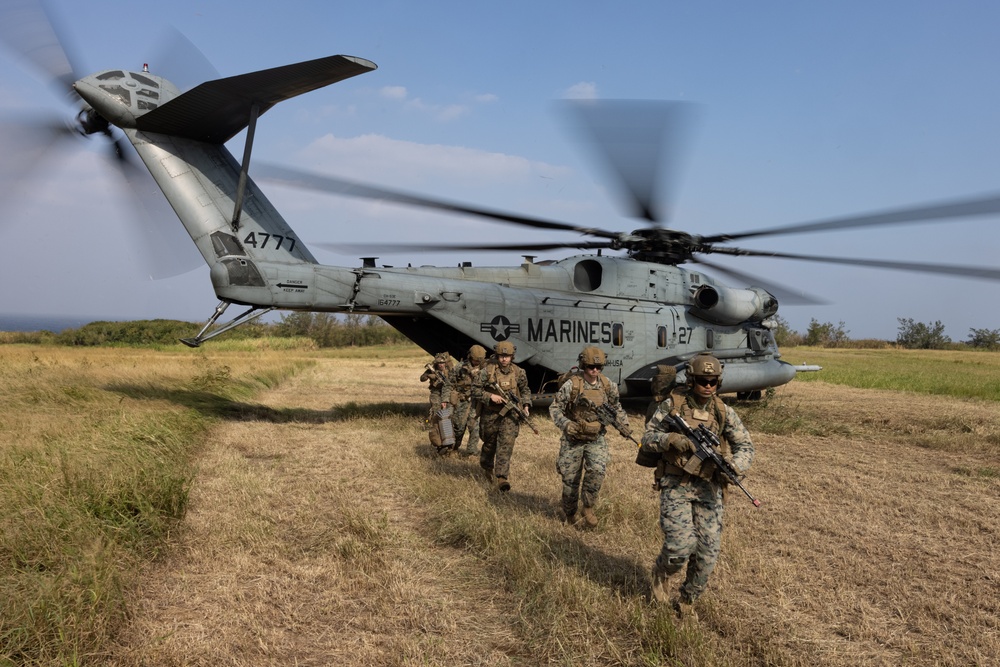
left=72, top=55, right=378, bottom=286
left=136, top=55, right=376, bottom=143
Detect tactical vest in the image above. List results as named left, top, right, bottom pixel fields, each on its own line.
left=564, top=372, right=612, bottom=423
left=660, top=387, right=731, bottom=471
left=483, top=363, right=523, bottom=412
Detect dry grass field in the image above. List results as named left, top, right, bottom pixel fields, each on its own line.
left=2, top=344, right=997, bottom=665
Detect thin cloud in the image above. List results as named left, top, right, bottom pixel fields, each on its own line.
left=563, top=81, right=598, bottom=100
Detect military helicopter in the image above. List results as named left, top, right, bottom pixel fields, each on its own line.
left=4, top=4, right=1000, bottom=401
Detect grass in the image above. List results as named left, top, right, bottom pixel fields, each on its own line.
left=3, top=343, right=999, bottom=665
left=0, top=345, right=310, bottom=666
left=781, top=346, right=1000, bottom=401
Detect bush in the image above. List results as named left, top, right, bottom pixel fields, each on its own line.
left=967, top=327, right=1000, bottom=350
left=896, top=318, right=951, bottom=350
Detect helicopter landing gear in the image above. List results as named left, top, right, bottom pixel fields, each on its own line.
left=179, top=300, right=274, bottom=347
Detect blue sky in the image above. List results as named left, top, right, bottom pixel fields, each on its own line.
left=1, top=0, right=998, bottom=340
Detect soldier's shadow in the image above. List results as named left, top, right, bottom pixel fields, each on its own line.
left=107, top=382, right=426, bottom=422
left=422, top=451, right=652, bottom=599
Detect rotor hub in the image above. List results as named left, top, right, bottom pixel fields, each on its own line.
left=624, top=228, right=702, bottom=264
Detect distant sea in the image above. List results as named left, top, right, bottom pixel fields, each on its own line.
left=0, top=314, right=106, bottom=333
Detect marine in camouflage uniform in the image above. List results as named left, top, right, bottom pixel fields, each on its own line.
left=449, top=345, right=486, bottom=456
left=420, top=352, right=454, bottom=452
left=549, top=346, right=630, bottom=528
left=638, top=353, right=754, bottom=619
left=472, top=341, right=530, bottom=491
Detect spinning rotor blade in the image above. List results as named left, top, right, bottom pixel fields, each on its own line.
left=691, top=257, right=826, bottom=306
left=0, top=0, right=83, bottom=98
left=256, top=163, right=621, bottom=239
left=707, top=246, right=1000, bottom=281
left=702, top=192, right=1000, bottom=244
left=318, top=240, right=613, bottom=255
left=563, top=99, right=701, bottom=225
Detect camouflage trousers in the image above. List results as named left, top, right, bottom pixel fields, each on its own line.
left=452, top=400, right=480, bottom=454
left=555, top=435, right=609, bottom=515
left=655, top=474, right=725, bottom=603
left=479, top=411, right=521, bottom=479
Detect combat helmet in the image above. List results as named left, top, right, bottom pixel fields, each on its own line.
left=494, top=341, right=516, bottom=356
left=650, top=364, right=677, bottom=401
left=578, top=346, right=606, bottom=367
left=688, top=353, right=722, bottom=389
left=433, top=352, right=451, bottom=365
left=468, top=344, right=487, bottom=361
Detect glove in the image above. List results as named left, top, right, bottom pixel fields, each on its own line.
left=722, top=454, right=746, bottom=476
left=666, top=432, right=696, bottom=454
left=566, top=422, right=581, bottom=438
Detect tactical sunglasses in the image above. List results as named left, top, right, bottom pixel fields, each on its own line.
left=694, top=376, right=719, bottom=387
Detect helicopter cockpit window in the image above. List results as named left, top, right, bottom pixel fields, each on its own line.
left=573, top=259, right=603, bottom=292
left=95, top=70, right=124, bottom=80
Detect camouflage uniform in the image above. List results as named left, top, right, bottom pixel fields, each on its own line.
left=420, top=354, right=453, bottom=451
left=450, top=357, right=482, bottom=455
left=549, top=373, right=629, bottom=520
left=472, top=359, right=530, bottom=482
left=640, top=387, right=754, bottom=604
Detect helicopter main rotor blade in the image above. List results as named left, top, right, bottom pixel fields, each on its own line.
left=690, top=257, right=827, bottom=306
left=255, top=163, right=622, bottom=239
left=702, top=192, right=1000, bottom=244
left=707, top=246, right=1000, bottom=281
left=562, top=100, right=702, bottom=225
left=317, top=240, right=614, bottom=255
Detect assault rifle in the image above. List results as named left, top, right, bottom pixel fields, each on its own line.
left=577, top=397, right=639, bottom=446
left=485, top=381, right=539, bottom=434
left=424, top=363, right=448, bottom=386
left=666, top=413, right=761, bottom=507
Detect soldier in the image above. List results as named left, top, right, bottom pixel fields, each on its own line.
left=472, top=340, right=530, bottom=491
left=450, top=344, right=487, bottom=456
left=420, top=352, right=454, bottom=454
left=646, top=364, right=678, bottom=424
left=638, top=353, right=755, bottom=620
left=549, top=346, right=631, bottom=528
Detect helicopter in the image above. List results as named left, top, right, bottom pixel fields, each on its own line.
left=4, top=4, right=1000, bottom=401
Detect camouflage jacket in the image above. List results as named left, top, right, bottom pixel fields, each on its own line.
left=549, top=372, right=628, bottom=439
left=472, top=361, right=529, bottom=413
left=641, top=387, right=754, bottom=475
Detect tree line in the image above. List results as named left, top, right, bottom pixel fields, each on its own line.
left=3, top=312, right=998, bottom=352
left=0, top=313, right=410, bottom=348
left=773, top=316, right=1000, bottom=350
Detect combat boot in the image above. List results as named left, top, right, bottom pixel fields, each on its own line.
left=672, top=596, right=698, bottom=622
left=563, top=511, right=579, bottom=525
left=650, top=565, right=673, bottom=604
left=497, top=476, right=511, bottom=492
left=581, top=505, right=598, bottom=528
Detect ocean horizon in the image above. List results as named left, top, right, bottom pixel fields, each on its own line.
left=0, top=314, right=119, bottom=333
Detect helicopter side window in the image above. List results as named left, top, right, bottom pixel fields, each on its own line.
left=657, top=325, right=668, bottom=348
left=706, top=329, right=715, bottom=349
left=612, top=322, right=624, bottom=347
left=573, top=259, right=602, bottom=292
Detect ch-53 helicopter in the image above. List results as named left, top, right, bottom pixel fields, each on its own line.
left=4, top=4, right=1000, bottom=401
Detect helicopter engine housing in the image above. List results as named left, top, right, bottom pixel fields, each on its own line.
left=689, top=284, right=778, bottom=326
